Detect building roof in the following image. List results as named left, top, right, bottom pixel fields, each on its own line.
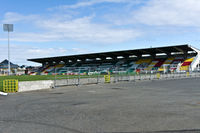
left=28, top=44, right=196, bottom=64
left=0, top=59, right=18, bottom=69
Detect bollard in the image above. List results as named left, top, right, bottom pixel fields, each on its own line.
left=97, top=74, right=99, bottom=84
left=186, top=72, right=190, bottom=77
left=104, top=74, right=111, bottom=83
left=156, top=73, right=160, bottom=79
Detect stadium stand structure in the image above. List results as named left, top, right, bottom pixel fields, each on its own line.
left=28, top=44, right=200, bottom=75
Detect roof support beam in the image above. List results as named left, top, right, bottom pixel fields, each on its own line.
left=174, top=47, right=184, bottom=53
left=156, top=48, right=169, bottom=54
left=140, top=50, right=149, bottom=54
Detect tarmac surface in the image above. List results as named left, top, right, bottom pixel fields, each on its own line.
left=0, top=78, right=200, bottom=133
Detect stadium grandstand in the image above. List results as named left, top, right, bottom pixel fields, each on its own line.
left=28, top=44, right=200, bottom=75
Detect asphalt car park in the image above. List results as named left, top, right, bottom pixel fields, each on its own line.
left=0, top=78, right=200, bottom=133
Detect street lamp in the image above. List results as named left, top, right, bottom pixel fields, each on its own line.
left=3, top=24, right=13, bottom=75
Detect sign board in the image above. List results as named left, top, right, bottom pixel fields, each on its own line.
left=104, top=75, right=111, bottom=83
left=3, top=24, right=13, bottom=32
left=3, top=79, right=18, bottom=93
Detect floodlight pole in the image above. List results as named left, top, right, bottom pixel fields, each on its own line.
left=7, top=31, right=10, bottom=75
left=3, top=24, right=13, bottom=76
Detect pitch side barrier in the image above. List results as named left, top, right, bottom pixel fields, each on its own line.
left=52, top=67, right=200, bottom=87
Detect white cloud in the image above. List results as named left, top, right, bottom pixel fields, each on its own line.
left=132, top=0, right=200, bottom=26
left=1, top=13, right=141, bottom=43
left=27, top=48, right=67, bottom=56
left=36, top=16, right=141, bottom=43
left=2, top=12, right=40, bottom=23
left=71, top=48, right=90, bottom=54
left=51, top=0, right=134, bottom=10
left=10, top=32, right=62, bottom=42
left=103, top=0, right=200, bottom=27
left=0, top=44, right=91, bottom=65
left=27, top=47, right=91, bottom=58
left=0, top=44, right=67, bottom=65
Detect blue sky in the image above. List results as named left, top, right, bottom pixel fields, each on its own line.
left=0, top=0, right=200, bottom=65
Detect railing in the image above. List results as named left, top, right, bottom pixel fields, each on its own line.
left=53, top=67, right=200, bottom=87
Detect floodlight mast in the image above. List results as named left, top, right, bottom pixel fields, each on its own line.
left=3, top=24, right=13, bottom=76
left=8, top=31, right=10, bottom=75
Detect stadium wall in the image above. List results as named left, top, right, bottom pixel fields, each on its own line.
left=18, top=80, right=54, bottom=92
left=17, top=71, right=200, bottom=92
left=18, top=78, right=105, bottom=92
left=18, top=77, right=114, bottom=92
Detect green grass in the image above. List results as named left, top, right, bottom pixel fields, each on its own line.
left=0, top=75, right=54, bottom=81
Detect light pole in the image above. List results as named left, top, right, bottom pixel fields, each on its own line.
left=3, top=24, right=13, bottom=75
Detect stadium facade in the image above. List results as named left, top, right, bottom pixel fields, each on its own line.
left=28, top=44, right=200, bottom=75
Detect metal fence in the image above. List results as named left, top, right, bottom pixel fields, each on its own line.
left=52, top=66, right=200, bottom=87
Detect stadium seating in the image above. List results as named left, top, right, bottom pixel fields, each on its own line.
left=41, top=64, right=64, bottom=75
left=168, top=56, right=184, bottom=71
left=41, top=65, right=53, bottom=75
left=179, top=57, right=194, bottom=71
left=98, top=62, right=114, bottom=73
left=145, top=59, right=165, bottom=71
left=171, top=56, right=184, bottom=64
left=28, top=44, right=200, bottom=75
left=158, top=57, right=175, bottom=71
left=38, top=54, right=197, bottom=75
left=129, top=61, right=139, bottom=69
left=136, top=59, right=152, bottom=70
left=116, top=60, right=125, bottom=66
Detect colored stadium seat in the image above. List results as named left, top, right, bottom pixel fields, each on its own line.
left=179, top=57, right=194, bottom=71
